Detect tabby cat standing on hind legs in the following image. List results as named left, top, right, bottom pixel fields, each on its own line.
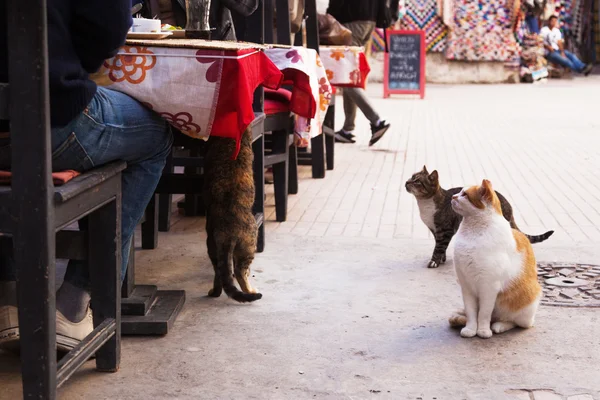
left=405, top=166, right=554, bottom=268
left=448, top=179, right=542, bottom=339
left=204, top=128, right=262, bottom=303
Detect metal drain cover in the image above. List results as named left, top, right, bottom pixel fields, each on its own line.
left=537, top=262, right=600, bottom=308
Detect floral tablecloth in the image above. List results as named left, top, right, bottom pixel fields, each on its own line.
left=320, top=46, right=371, bottom=88
left=93, top=39, right=283, bottom=158
left=264, top=46, right=332, bottom=147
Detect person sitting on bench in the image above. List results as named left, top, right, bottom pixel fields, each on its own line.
left=541, top=15, right=593, bottom=76
left=0, top=0, right=172, bottom=352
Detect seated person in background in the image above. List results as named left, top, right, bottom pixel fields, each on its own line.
left=145, top=0, right=258, bottom=41
left=0, top=0, right=172, bottom=351
left=541, top=15, right=593, bottom=76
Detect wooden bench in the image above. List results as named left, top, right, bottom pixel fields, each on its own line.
left=0, top=1, right=122, bottom=396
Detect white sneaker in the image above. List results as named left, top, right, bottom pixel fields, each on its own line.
left=56, top=307, right=94, bottom=352
left=0, top=305, right=94, bottom=353
left=0, top=305, right=19, bottom=351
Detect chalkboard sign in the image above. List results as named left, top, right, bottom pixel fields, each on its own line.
left=384, top=30, right=425, bottom=99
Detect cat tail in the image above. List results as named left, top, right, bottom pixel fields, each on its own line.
left=448, top=310, right=467, bottom=328
left=218, top=241, right=262, bottom=303
left=509, top=216, right=554, bottom=244
left=524, top=230, right=554, bottom=244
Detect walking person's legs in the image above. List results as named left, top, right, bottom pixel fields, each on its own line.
left=335, top=21, right=390, bottom=146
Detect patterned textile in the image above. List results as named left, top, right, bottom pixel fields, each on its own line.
left=93, top=41, right=283, bottom=158
left=399, top=0, right=448, bottom=52
left=570, top=0, right=586, bottom=46
left=445, top=0, right=521, bottom=62
left=577, top=0, right=596, bottom=61
left=264, top=47, right=332, bottom=147
left=371, top=28, right=386, bottom=52
left=320, top=46, right=371, bottom=88
left=555, top=0, right=594, bottom=58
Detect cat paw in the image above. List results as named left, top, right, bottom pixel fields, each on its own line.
left=476, top=328, right=493, bottom=339
left=208, top=288, right=222, bottom=297
left=460, top=327, right=477, bottom=338
left=492, top=321, right=516, bottom=334
left=427, top=260, right=440, bottom=269
left=441, top=255, right=447, bottom=264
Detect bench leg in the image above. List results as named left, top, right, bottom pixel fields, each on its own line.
left=122, top=236, right=136, bottom=299
left=288, top=135, right=298, bottom=195
left=311, top=133, right=326, bottom=179
left=253, top=134, right=265, bottom=253
left=184, top=149, right=200, bottom=216
left=158, top=151, right=173, bottom=232
left=88, top=194, right=122, bottom=372
left=141, top=194, right=158, bottom=250
left=272, top=130, right=289, bottom=222
left=16, top=222, right=57, bottom=399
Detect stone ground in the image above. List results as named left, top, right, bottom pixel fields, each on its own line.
left=2, top=78, right=600, bottom=399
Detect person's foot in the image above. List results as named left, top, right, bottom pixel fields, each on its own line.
left=583, top=64, right=594, bottom=76
left=0, top=281, right=19, bottom=352
left=56, top=307, right=94, bottom=352
left=0, top=305, right=19, bottom=352
left=0, top=306, right=95, bottom=353
left=334, top=130, right=356, bottom=144
left=369, top=120, right=390, bottom=147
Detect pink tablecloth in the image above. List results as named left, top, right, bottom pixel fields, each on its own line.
left=93, top=40, right=283, bottom=158
left=320, top=46, right=371, bottom=88
left=264, top=46, right=332, bottom=147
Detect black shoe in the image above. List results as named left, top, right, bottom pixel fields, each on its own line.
left=583, top=64, right=594, bottom=76
left=335, top=131, right=356, bottom=143
left=369, top=121, right=390, bottom=147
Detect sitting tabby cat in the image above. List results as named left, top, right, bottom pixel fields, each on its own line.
left=204, top=128, right=262, bottom=303
left=448, top=179, right=542, bottom=339
left=405, top=166, right=553, bottom=269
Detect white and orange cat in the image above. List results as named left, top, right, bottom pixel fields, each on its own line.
left=448, top=179, right=541, bottom=339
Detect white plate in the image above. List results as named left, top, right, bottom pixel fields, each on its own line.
left=127, top=31, right=173, bottom=40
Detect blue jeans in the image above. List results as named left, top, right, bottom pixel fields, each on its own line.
left=546, top=50, right=586, bottom=73
left=525, top=13, right=539, bottom=34
left=0, top=87, right=172, bottom=290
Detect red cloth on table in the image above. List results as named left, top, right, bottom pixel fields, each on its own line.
left=0, top=170, right=80, bottom=186
left=279, top=69, right=316, bottom=119
left=210, top=49, right=284, bottom=159
left=264, top=88, right=292, bottom=115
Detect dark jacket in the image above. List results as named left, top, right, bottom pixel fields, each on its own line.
left=327, top=0, right=380, bottom=24
left=328, top=0, right=399, bottom=25
left=0, top=0, right=132, bottom=128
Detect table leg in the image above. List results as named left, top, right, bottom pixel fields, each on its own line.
left=310, top=133, right=326, bottom=179
left=324, top=100, right=335, bottom=171
left=252, top=133, right=265, bottom=253
left=121, top=231, right=185, bottom=336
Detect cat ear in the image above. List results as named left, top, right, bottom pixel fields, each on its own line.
left=422, top=165, right=428, bottom=173
left=479, top=179, right=494, bottom=201
left=429, top=170, right=438, bottom=182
